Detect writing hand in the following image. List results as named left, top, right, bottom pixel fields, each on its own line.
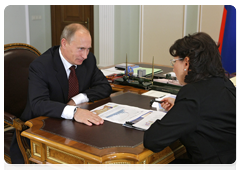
left=160, top=97, right=175, bottom=111
left=74, top=108, right=104, bottom=126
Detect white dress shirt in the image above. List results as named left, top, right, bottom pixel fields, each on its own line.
left=59, top=48, right=89, bottom=119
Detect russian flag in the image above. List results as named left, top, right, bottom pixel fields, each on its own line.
left=218, top=5, right=236, bottom=74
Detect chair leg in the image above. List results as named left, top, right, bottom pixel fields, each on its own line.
left=15, top=129, right=29, bottom=164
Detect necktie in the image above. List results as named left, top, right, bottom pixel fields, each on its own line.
left=68, top=65, right=79, bottom=100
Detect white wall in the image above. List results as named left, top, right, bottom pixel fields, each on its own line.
left=200, top=5, right=224, bottom=42
left=4, top=5, right=52, bottom=54
left=4, top=5, right=28, bottom=44
left=114, top=5, right=139, bottom=64
left=185, top=5, right=199, bottom=35
left=141, top=5, right=184, bottom=66
left=141, top=5, right=224, bottom=66
left=94, top=5, right=140, bottom=66
left=28, top=5, right=52, bottom=54
left=4, top=5, right=224, bottom=66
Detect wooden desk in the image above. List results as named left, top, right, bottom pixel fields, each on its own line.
left=21, top=92, right=186, bottom=164
left=99, top=62, right=174, bottom=77
left=103, top=63, right=181, bottom=94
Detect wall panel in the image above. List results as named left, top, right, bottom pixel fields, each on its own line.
left=142, top=5, right=184, bottom=66
left=200, top=5, right=224, bottom=42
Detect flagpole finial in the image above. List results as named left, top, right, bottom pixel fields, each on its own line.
left=125, top=54, right=128, bottom=76
left=152, top=56, right=154, bottom=82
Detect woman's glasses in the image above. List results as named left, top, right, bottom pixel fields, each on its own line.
left=170, top=58, right=183, bottom=66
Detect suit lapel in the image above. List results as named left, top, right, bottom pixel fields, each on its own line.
left=76, top=64, right=87, bottom=92
left=52, top=48, right=69, bottom=102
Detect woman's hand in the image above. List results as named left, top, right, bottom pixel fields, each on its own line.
left=161, top=97, right=175, bottom=111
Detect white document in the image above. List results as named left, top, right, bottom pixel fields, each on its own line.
left=141, top=90, right=170, bottom=98
left=133, top=111, right=166, bottom=130
left=100, top=67, right=124, bottom=76
left=91, top=102, right=151, bottom=124
left=91, top=102, right=167, bottom=131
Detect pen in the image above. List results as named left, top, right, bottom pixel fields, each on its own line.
left=150, top=99, right=164, bottom=106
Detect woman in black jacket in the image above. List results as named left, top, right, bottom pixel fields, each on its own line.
left=144, top=32, right=236, bottom=164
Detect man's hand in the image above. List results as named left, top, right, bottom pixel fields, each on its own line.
left=74, top=108, right=104, bottom=126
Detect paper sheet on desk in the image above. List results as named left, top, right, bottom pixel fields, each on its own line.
left=91, top=102, right=170, bottom=130
left=91, top=102, right=151, bottom=124
left=101, top=67, right=124, bottom=76
left=133, top=111, right=166, bottom=130
left=142, top=90, right=170, bottom=98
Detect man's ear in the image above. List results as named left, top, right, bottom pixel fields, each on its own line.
left=61, top=38, right=67, bottom=48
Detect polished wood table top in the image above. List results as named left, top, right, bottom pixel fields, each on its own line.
left=22, top=92, right=186, bottom=164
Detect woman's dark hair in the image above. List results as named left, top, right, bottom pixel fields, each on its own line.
left=169, top=32, right=227, bottom=83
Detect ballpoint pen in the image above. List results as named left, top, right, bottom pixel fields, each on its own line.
left=150, top=99, right=164, bottom=106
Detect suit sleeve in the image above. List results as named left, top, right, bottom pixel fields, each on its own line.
left=28, top=61, right=66, bottom=118
left=143, top=85, right=199, bottom=152
left=83, top=54, right=112, bottom=102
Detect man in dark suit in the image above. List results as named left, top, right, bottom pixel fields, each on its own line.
left=10, top=23, right=112, bottom=163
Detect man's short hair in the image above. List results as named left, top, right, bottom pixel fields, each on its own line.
left=60, top=23, right=90, bottom=45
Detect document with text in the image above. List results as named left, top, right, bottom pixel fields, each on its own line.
left=91, top=102, right=166, bottom=131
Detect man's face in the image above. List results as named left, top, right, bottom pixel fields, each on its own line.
left=62, top=31, right=92, bottom=65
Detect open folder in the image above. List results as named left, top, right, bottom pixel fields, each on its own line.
left=91, top=102, right=166, bottom=131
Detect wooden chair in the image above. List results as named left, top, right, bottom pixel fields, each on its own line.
left=4, top=43, right=41, bottom=163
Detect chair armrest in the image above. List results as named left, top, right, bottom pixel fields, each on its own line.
left=4, top=111, right=16, bottom=126
left=4, top=113, right=30, bottom=164
left=13, top=118, right=28, bottom=131
left=4, top=111, right=27, bottom=131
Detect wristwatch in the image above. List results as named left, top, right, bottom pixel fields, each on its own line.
left=73, top=107, right=77, bottom=117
